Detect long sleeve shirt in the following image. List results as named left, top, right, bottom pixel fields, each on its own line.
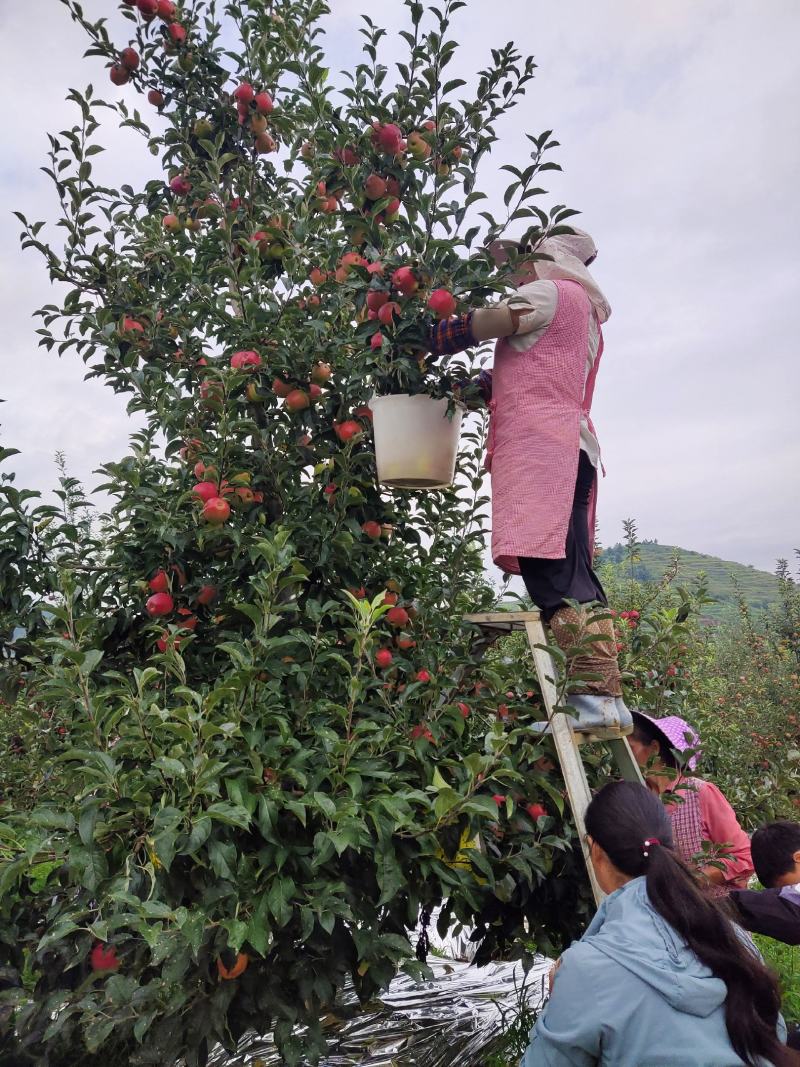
left=729, top=883, right=800, bottom=944
left=666, top=778, right=754, bottom=890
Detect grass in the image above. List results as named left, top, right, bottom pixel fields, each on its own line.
left=755, top=934, right=800, bottom=1025
left=483, top=966, right=544, bottom=1066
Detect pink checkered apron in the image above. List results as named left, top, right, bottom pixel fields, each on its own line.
left=668, top=778, right=728, bottom=899
left=486, top=279, right=603, bottom=574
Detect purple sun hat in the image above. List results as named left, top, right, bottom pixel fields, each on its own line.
left=632, top=711, right=701, bottom=771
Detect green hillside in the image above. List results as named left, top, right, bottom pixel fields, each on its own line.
left=600, top=542, right=781, bottom=621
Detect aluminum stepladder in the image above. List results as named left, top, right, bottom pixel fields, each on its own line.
left=464, top=609, right=645, bottom=904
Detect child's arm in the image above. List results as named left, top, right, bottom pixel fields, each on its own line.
left=729, top=888, right=800, bottom=945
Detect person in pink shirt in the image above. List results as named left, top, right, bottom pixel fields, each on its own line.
left=428, top=228, right=631, bottom=737
left=628, top=711, right=753, bottom=895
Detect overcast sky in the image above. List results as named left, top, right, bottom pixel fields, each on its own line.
left=1, top=0, right=798, bottom=572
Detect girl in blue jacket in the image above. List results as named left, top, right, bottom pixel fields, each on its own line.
left=523, top=781, right=791, bottom=1067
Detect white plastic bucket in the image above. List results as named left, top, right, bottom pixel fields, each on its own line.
left=370, top=393, right=464, bottom=489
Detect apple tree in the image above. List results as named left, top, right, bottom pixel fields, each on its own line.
left=0, top=1, right=590, bottom=1063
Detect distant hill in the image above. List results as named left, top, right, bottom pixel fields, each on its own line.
left=600, top=542, right=781, bottom=621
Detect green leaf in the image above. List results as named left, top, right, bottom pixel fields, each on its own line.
left=207, top=802, right=251, bottom=830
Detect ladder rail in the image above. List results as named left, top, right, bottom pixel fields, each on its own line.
left=463, top=609, right=645, bottom=908
left=525, top=619, right=604, bottom=905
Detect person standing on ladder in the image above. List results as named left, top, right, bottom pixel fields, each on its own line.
left=429, top=228, right=631, bottom=737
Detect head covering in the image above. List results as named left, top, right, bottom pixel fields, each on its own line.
left=632, top=711, right=701, bottom=772
left=488, top=227, right=612, bottom=324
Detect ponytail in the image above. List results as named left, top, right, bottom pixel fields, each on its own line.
left=586, top=781, right=790, bottom=1067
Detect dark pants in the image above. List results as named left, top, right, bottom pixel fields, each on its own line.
left=518, top=450, right=608, bottom=623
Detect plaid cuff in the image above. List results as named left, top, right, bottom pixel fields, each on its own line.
left=428, top=312, right=475, bottom=357
left=477, top=369, right=493, bottom=402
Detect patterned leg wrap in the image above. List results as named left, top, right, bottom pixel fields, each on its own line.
left=548, top=605, right=623, bottom=697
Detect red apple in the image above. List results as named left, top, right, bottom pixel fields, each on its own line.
left=311, top=362, right=332, bottom=384
left=169, top=174, right=192, bottom=195
left=163, top=213, right=181, bottom=231
left=362, top=520, right=382, bottom=539
left=397, top=635, right=416, bottom=651
left=493, top=794, right=506, bottom=807
left=167, top=22, right=186, bottom=44
left=254, top=91, right=274, bottom=114
left=308, top=384, right=322, bottom=401
left=196, top=584, right=218, bottom=606
left=340, top=251, right=366, bottom=273
left=120, top=47, right=140, bottom=71
left=364, top=173, right=387, bottom=200
left=230, top=349, right=262, bottom=370
left=201, top=497, right=231, bottom=524
left=526, top=803, right=546, bottom=820
left=146, top=592, right=174, bottom=617
left=255, top=132, right=277, bottom=154
left=370, top=332, right=384, bottom=351
left=309, top=267, right=327, bottom=287
left=386, top=606, right=409, bottom=627
left=366, top=290, right=389, bottom=312
left=457, top=702, right=470, bottom=718
left=377, top=301, right=400, bottom=325
left=391, top=266, right=418, bottom=295
left=233, top=82, right=255, bottom=105
left=372, top=122, right=404, bottom=154
left=334, top=420, right=361, bottom=443
left=156, top=0, right=176, bottom=17
left=199, top=380, right=222, bottom=406
left=428, top=288, right=457, bottom=318
left=193, top=461, right=215, bottom=480
left=375, top=648, right=393, bottom=669
left=284, top=389, right=310, bottom=412
left=109, top=64, right=130, bottom=86
left=385, top=177, right=401, bottom=198
left=192, top=481, right=218, bottom=502
left=90, top=943, right=120, bottom=972
left=383, top=591, right=399, bottom=606
left=272, top=377, right=291, bottom=397
left=176, top=608, right=198, bottom=630
left=334, top=145, right=359, bottom=166
left=415, top=669, right=432, bottom=683
left=148, top=569, right=169, bottom=593
left=136, top=0, right=159, bottom=14
left=148, top=89, right=165, bottom=107
left=354, top=405, right=373, bottom=421
left=122, top=316, right=144, bottom=334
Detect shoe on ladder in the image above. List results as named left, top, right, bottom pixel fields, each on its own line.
left=531, top=694, right=634, bottom=738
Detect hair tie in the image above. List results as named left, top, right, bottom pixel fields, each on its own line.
left=642, top=838, right=661, bottom=858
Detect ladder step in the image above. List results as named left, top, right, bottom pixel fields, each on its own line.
left=463, top=610, right=541, bottom=633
